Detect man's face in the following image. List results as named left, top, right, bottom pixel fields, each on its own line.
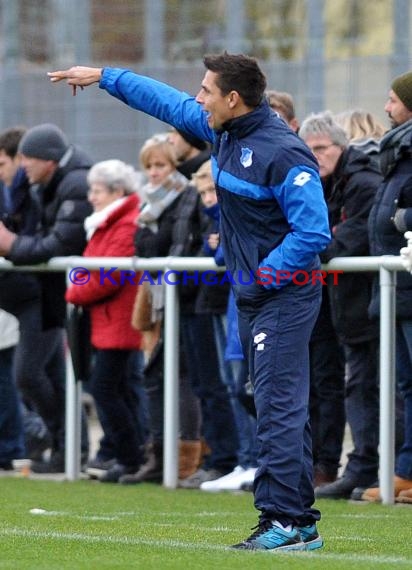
left=168, top=131, right=192, bottom=162
left=195, top=70, right=232, bottom=130
left=20, top=155, right=57, bottom=184
left=303, top=135, right=343, bottom=179
left=0, top=150, right=19, bottom=187
left=384, top=89, right=412, bottom=128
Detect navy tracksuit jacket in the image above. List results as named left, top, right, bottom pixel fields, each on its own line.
left=99, top=67, right=331, bottom=524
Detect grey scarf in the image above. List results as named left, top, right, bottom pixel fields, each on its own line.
left=138, top=171, right=188, bottom=231
left=379, top=119, right=412, bottom=177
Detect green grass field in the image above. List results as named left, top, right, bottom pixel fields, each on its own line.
left=0, top=477, right=410, bottom=569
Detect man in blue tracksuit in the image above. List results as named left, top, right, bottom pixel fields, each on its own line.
left=49, top=53, right=331, bottom=552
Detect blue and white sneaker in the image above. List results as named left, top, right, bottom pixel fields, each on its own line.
left=298, top=524, right=324, bottom=550
left=231, top=520, right=305, bottom=551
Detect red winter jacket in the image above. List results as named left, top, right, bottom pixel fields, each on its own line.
left=65, top=193, right=142, bottom=350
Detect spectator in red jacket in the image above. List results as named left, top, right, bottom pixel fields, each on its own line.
left=65, top=159, right=146, bottom=483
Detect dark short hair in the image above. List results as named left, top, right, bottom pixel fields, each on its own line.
left=0, top=126, right=27, bottom=158
left=203, top=52, right=267, bottom=108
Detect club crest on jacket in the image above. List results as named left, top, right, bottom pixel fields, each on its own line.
left=240, top=147, right=253, bottom=168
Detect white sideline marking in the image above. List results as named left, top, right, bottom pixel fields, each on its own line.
left=28, top=509, right=232, bottom=531
left=331, top=513, right=410, bottom=519
left=29, top=509, right=121, bottom=521
left=27, top=509, right=240, bottom=522
left=1, top=528, right=411, bottom=565
left=1, top=528, right=224, bottom=551
left=28, top=509, right=238, bottom=518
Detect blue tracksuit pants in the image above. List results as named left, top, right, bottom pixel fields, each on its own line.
left=237, top=282, right=322, bottom=526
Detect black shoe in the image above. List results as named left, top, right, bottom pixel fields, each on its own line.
left=119, top=443, right=163, bottom=485
left=99, top=463, right=140, bottom=483
left=0, top=461, right=13, bottom=471
left=119, top=458, right=162, bottom=484
left=23, top=407, right=52, bottom=461
left=31, top=453, right=65, bottom=474
left=86, top=457, right=117, bottom=479
left=25, top=432, right=52, bottom=461
left=314, top=477, right=358, bottom=499
left=350, top=481, right=379, bottom=501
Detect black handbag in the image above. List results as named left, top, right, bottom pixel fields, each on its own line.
left=65, top=304, right=93, bottom=382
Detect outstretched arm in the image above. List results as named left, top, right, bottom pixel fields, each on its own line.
left=49, top=66, right=214, bottom=144
left=48, top=66, right=103, bottom=95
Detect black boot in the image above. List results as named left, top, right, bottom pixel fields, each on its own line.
left=99, top=462, right=141, bottom=483
left=31, top=450, right=65, bottom=473
left=119, top=441, right=163, bottom=484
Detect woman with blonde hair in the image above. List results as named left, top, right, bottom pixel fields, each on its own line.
left=124, top=132, right=238, bottom=488
left=334, top=109, right=387, bottom=156
left=123, top=133, right=204, bottom=485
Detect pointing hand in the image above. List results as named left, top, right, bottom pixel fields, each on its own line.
left=47, top=66, right=103, bottom=95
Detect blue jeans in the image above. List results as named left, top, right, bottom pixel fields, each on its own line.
left=213, top=315, right=257, bottom=469
left=238, top=283, right=322, bottom=526
left=141, top=334, right=201, bottom=444
left=181, top=313, right=238, bottom=473
left=395, top=321, right=412, bottom=480
left=0, top=346, right=25, bottom=462
left=228, top=358, right=258, bottom=468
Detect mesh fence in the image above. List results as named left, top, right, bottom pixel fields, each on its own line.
left=0, top=0, right=411, bottom=166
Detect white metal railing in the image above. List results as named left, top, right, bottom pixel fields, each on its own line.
left=0, top=254, right=408, bottom=504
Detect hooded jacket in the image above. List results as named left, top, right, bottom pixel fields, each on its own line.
left=100, top=68, right=330, bottom=308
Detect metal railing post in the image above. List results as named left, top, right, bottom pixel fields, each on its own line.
left=162, top=265, right=179, bottom=488
left=65, top=267, right=82, bottom=481
left=65, top=350, right=82, bottom=480
left=379, top=265, right=397, bottom=504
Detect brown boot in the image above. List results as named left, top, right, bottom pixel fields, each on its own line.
left=396, top=488, right=412, bottom=503
left=361, top=475, right=412, bottom=502
left=178, top=440, right=202, bottom=480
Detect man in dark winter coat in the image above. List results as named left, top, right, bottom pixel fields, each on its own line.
left=300, top=111, right=382, bottom=500
left=0, top=123, right=93, bottom=473
left=0, top=123, right=93, bottom=328
left=363, top=71, right=412, bottom=501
